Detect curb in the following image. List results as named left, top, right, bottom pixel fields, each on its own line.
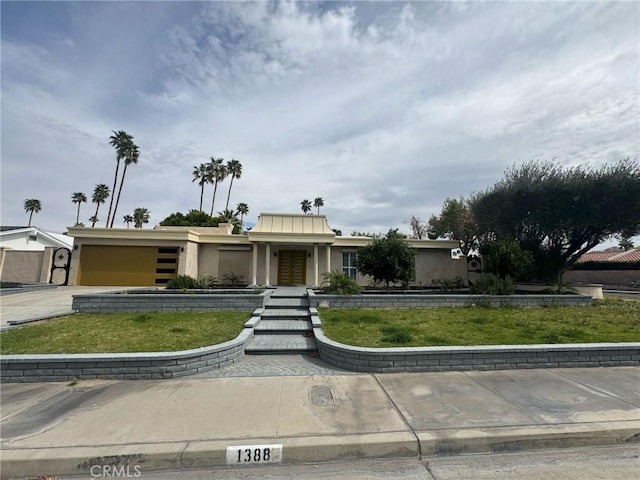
left=1, top=422, right=638, bottom=478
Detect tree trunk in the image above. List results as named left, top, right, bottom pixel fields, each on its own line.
left=28, top=211, right=33, bottom=227
left=76, top=203, right=81, bottom=224
left=225, top=176, right=235, bottom=211
left=110, top=164, right=128, bottom=228
left=210, top=181, right=219, bottom=216
left=105, top=161, right=120, bottom=227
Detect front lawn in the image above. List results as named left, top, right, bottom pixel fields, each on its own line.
left=319, top=299, right=640, bottom=347
left=0, top=312, right=249, bottom=354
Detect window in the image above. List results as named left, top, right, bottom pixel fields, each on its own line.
left=342, top=252, right=357, bottom=281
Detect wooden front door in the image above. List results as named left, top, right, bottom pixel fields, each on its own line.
left=277, top=250, right=307, bottom=285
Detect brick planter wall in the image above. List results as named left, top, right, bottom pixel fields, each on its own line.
left=0, top=314, right=261, bottom=383
left=310, top=293, right=592, bottom=308
left=72, top=290, right=271, bottom=313
left=308, top=308, right=639, bottom=373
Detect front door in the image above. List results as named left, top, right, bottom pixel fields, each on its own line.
left=277, top=250, right=307, bottom=285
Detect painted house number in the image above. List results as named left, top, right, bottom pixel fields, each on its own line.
left=226, top=444, right=283, bottom=464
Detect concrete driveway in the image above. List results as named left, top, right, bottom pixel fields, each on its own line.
left=0, top=286, right=132, bottom=329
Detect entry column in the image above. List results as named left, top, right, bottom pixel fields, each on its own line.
left=250, top=243, right=258, bottom=286
left=264, top=243, right=271, bottom=286
left=325, top=244, right=331, bottom=275
left=313, top=244, right=319, bottom=287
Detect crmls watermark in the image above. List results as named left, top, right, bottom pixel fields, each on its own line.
left=90, top=465, right=142, bottom=478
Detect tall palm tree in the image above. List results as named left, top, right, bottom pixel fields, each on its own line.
left=71, top=192, right=87, bottom=225
left=123, top=214, right=133, bottom=228
left=133, top=207, right=150, bottom=229
left=217, top=208, right=242, bottom=233
left=208, top=157, right=226, bottom=216
left=301, top=199, right=312, bottom=214
left=236, top=202, right=249, bottom=227
left=192, top=163, right=210, bottom=212
left=23, top=199, right=42, bottom=226
left=110, top=139, right=139, bottom=227
left=91, top=184, right=110, bottom=228
left=313, top=197, right=324, bottom=214
left=106, top=130, right=133, bottom=227
left=224, top=159, right=242, bottom=211
left=89, top=215, right=99, bottom=226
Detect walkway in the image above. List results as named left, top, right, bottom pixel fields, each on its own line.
left=0, top=286, right=131, bottom=330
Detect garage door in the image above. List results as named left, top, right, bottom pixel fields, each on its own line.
left=78, top=246, right=179, bottom=286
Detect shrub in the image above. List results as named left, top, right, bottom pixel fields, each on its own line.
left=166, top=275, right=197, bottom=290
left=193, top=275, right=217, bottom=289
left=321, top=269, right=362, bottom=295
left=470, top=274, right=514, bottom=295
left=432, top=277, right=464, bottom=291
left=221, top=272, right=245, bottom=286
left=479, top=239, right=533, bottom=281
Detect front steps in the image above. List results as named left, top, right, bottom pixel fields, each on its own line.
left=245, top=288, right=317, bottom=354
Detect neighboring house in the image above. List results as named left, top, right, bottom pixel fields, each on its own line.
left=0, top=226, right=73, bottom=284
left=565, top=247, right=640, bottom=287
left=67, top=213, right=467, bottom=287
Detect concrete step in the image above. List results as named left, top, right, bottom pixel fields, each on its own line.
left=267, top=298, right=310, bottom=308
left=245, top=334, right=317, bottom=354
left=260, top=308, right=311, bottom=319
left=254, top=320, right=312, bottom=333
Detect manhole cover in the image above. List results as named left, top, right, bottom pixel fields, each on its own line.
left=309, top=385, right=335, bottom=406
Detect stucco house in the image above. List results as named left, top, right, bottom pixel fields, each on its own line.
left=0, top=226, right=74, bottom=284
left=67, top=213, right=467, bottom=287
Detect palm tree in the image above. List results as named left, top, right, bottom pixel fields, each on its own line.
left=224, top=159, right=242, bottom=211
left=123, top=214, right=134, bottom=228
left=110, top=139, right=139, bottom=227
left=217, top=208, right=242, bottom=233
left=301, top=199, right=312, bottom=214
left=133, top=207, right=150, bottom=229
left=106, top=130, right=132, bottom=227
left=192, top=163, right=210, bottom=212
left=91, top=184, right=110, bottom=228
left=71, top=192, right=87, bottom=225
left=23, top=199, right=42, bottom=226
left=313, top=197, right=324, bottom=214
left=208, top=157, right=226, bottom=216
left=236, top=202, right=249, bottom=227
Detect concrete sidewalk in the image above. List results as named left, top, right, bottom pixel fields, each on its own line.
left=1, top=367, right=638, bottom=478
left=0, top=286, right=138, bottom=330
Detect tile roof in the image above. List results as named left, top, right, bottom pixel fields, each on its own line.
left=577, top=248, right=640, bottom=263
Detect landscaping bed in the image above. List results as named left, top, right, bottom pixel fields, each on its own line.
left=319, top=300, right=640, bottom=348
left=0, top=312, right=250, bottom=354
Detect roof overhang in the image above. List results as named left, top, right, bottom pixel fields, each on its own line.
left=248, top=213, right=336, bottom=244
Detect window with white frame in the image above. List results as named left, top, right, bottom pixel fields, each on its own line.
left=342, top=252, right=357, bottom=281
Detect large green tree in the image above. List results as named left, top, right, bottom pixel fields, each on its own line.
left=192, top=163, right=209, bottom=212
left=208, top=157, right=226, bottom=216
left=357, top=229, right=415, bottom=289
left=472, top=159, right=640, bottom=282
left=133, top=207, right=150, bottom=229
left=110, top=138, right=139, bottom=227
left=427, top=197, right=481, bottom=255
left=91, top=184, right=110, bottom=228
left=23, top=199, right=42, bottom=227
left=224, top=159, right=242, bottom=211
left=106, top=130, right=132, bottom=227
left=71, top=192, right=87, bottom=226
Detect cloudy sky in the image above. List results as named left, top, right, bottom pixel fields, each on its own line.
left=1, top=1, right=638, bottom=240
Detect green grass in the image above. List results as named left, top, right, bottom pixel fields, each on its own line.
left=0, top=312, right=250, bottom=354
left=319, top=299, right=640, bottom=348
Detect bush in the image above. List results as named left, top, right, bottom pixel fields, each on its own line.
left=432, top=277, right=464, bottom=291
left=193, top=275, right=217, bottom=289
left=321, top=269, right=362, bottom=295
left=166, top=275, right=197, bottom=289
left=470, top=274, right=514, bottom=295
left=479, top=239, right=533, bottom=281
left=221, top=272, right=245, bottom=286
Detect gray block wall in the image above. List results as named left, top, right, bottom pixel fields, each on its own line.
left=311, top=293, right=592, bottom=308
left=72, top=291, right=270, bottom=313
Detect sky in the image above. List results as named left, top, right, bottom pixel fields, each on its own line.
left=1, top=1, right=639, bottom=245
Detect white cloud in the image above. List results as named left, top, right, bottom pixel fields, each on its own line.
left=1, top=1, right=637, bottom=239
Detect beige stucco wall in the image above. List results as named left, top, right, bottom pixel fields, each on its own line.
left=0, top=248, right=52, bottom=284
left=414, top=249, right=468, bottom=286
left=198, top=244, right=220, bottom=278
left=218, top=248, right=251, bottom=283
left=564, top=270, right=639, bottom=286
left=179, top=241, right=199, bottom=277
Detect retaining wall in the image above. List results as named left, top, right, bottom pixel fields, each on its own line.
left=310, top=292, right=593, bottom=308
left=0, top=314, right=261, bottom=383
left=72, top=290, right=270, bottom=313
